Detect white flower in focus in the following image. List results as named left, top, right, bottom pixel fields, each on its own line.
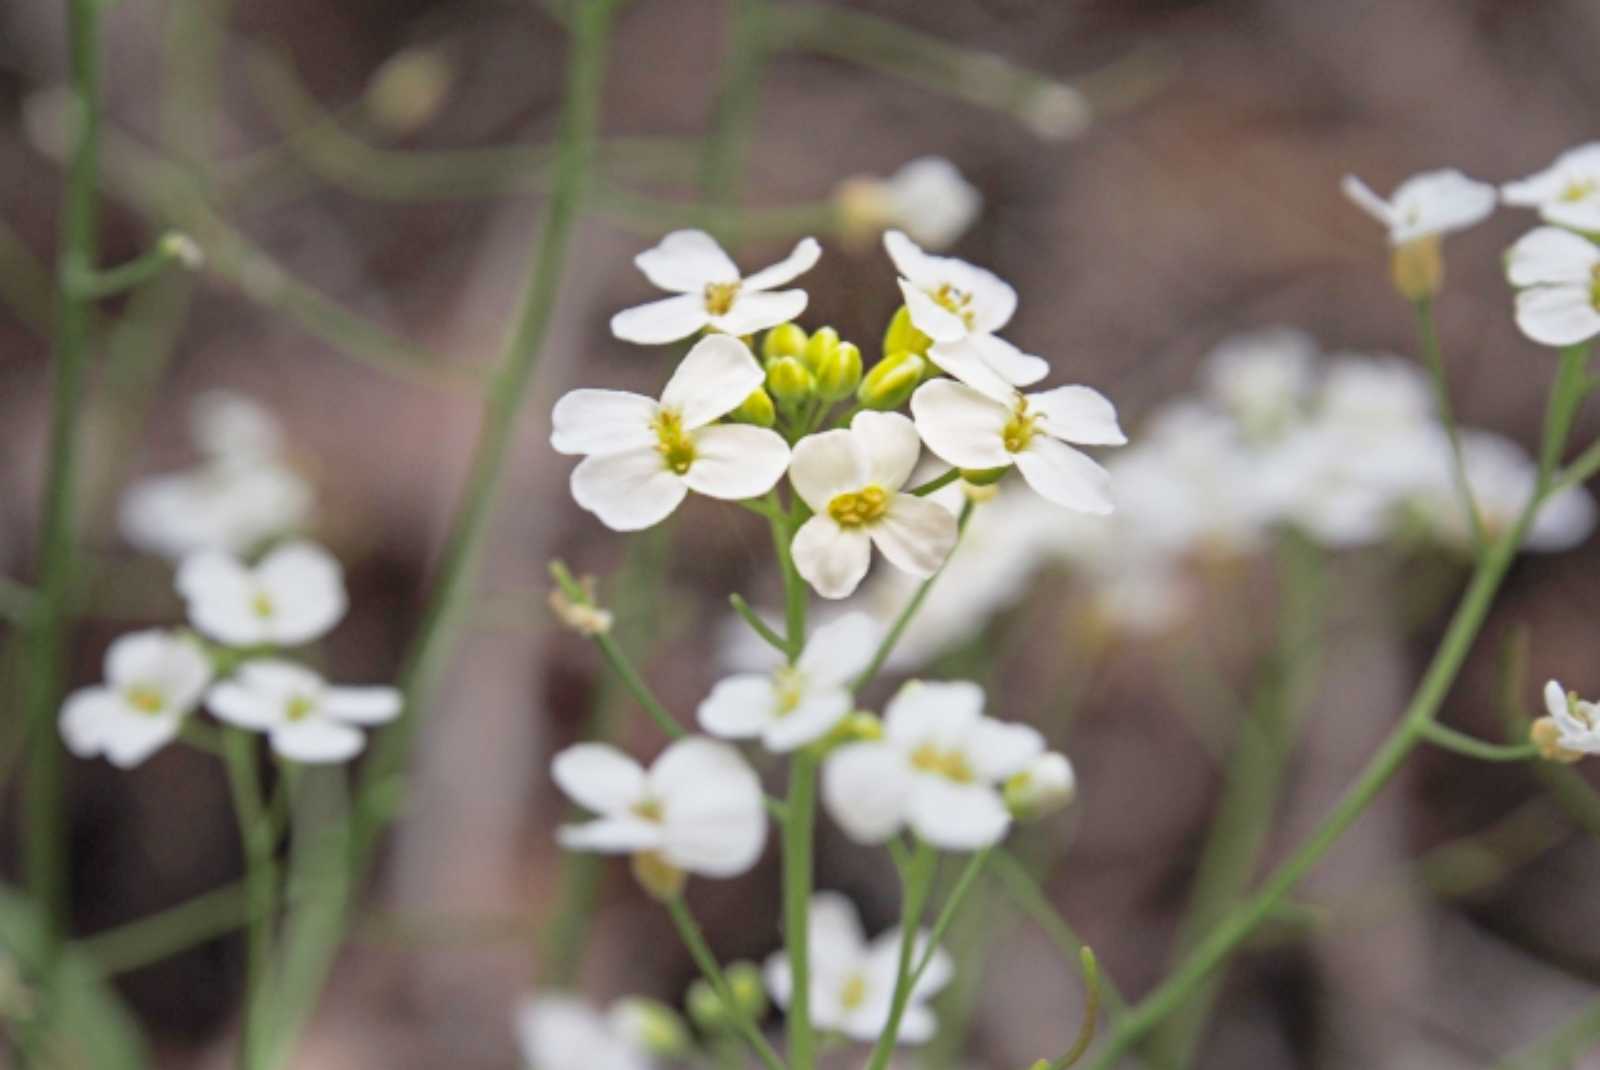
left=1540, top=680, right=1600, bottom=758
left=884, top=230, right=1044, bottom=396
left=698, top=613, right=880, bottom=751
left=788, top=412, right=958, bottom=598
left=910, top=380, right=1125, bottom=513
left=60, top=631, right=213, bottom=768
left=610, top=230, right=821, bottom=344
left=838, top=158, right=981, bottom=251
left=515, top=996, right=654, bottom=1070
left=176, top=540, right=347, bottom=647
left=551, top=335, right=792, bottom=530
left=552, top=737, right=767, bottom=878
left=822, top=680, right=1044, bottom=850
left=1502, top=143, right=1600, bottom=233
left=1340, top=170, right=1495, bottom=245
left=1505, top=226, right=1600, bottom=347
left=1201, top=327, right=1317, bottom=438
left=206, top=660, right=400, bottom=763
left=765, top=892, right=951, bottom=1044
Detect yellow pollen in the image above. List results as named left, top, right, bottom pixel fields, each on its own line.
left=631, top=798, right=665, bottom=822
left=1001, top=398, right=1041, bottom=454
left=1560, top=178, right=1598, bottom=203
left=251, top=590, right=275, bottom=618
left=827, top=484, right=890, bottom=528
left=773, top=667, right=806, bottom=715
left=285, top=695, right=316, bottom=722
left=840, top=973, right=868, bottom=1011
left=124, top=686, right=165, bottom=715
left=910, top=743, right=975, bottom=783
left=652, top=409, right=697, bottom=475
left=703, top=280, right=741, bottom=317
left=931, top=282, right=976, bottom=328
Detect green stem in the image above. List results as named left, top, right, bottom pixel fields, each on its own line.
left=730, top=593, right=789, bottom=654
left=664, top=896, right=787, bottom=1070
left=991, top=849, right=1129, bottom=1018
left=910, top=847, right=990, bottom=988
left=64, top=233, right=198, bottom=298
left=852, top=499, right=975, bottom=689
left=23, top=0, right=106, bottom=946
left=222, top=730, right=276, bottom=1070
left=907, top=468, right=960, bottom=497
left=782, top=750, right=819, bottom=1069
left=1414, top=298, right=1487, bottom=555
left=78, top=881, right=250, bottom=976
left=768, top=495, right=807, bottom=662
left=1418, top=721, right=1537, bottom=762
left=863, top=841, right=938, bottom=1070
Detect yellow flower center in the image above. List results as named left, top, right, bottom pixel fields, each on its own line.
left=124, top=685, right=165, bottom=715
left=251, top=590, right=275, bottom=618
left=285, top=695, right=316, bottom=722
left=653, top=409, right=697, bottom=475
left=1560, top=178, right=1599, bottom=203
left=631, top=798, right=665, bottom=822
left=1001, top=397, right=1041, bottom=454
left=827, top=484, right=890, bottom=528
left=839, top=973, right=869, bottom=1011
left=703, top=280, right=741, bottom=317
left=931, top=282, right=976, bottom=328
left=910, top=742, right=975, bottom=783
left=773, top=667, right=807, bottom=714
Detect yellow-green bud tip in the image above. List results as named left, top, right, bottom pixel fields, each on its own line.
left=762, top=322, right=809, bottom=362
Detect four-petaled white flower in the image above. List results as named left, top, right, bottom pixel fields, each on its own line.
left=610, top=230, right=821, bottom=345
left=1340, top=169, right=1496, bottom=245
left=1502, top=143, right=1600, bottom=234
left=698, top=613, right=880, bottom=751
left=551, top=335, right=792, bottom=531
left=837, top=157, right=981, bottom=251
left=1542, top=680, right=1600, bottom=757
left=60, top=630, right=213, bottom=768
left=822, top=680, right=1044, bottom=850
left=176, top=540, right=347, bottom=648
left=206, top=660, right=400, bottom=763
left=765, top=892, right=951, bottom=1045
left=552, top=737, right=767, bottom=878
left=788, top=412, right=958, bottom=598
left=911, top=379, right=1125, bottom=514
left=514, top=996, right=655, bottom=1070
left=884, top=230, right=1045, bottom=397
left=1505, top=226, right=1600, bottom=347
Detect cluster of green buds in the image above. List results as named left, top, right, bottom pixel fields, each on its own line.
left=686, top=961, right=768, bottom=1035
left=766, top=324, right=864, bottom=410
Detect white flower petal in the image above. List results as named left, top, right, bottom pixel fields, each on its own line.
left=60, top=689, right=180, bottom=767
left=697, top=675, right=779, bottom=739
left=661, top=335, right=766, bottom=429
left=550, top=390, right=659, bottom=456
left=884, top=680, right=984, bottom=749
left=175, top=552, right=258, bottom=644
left=682, top=424, right=791, bottom=501
left=206, top=680, right=283, bottom=730
left=1507, top=226, right=1600, bottom=287
left=870, top=494, right=958, bottom=578
left=884, top=229, right=941, bottom=288
left=763, top=690, right=851, bottom=752
left=791, top=517, right=873, bottom=599
left=1014, top=437, right=1114, bottom=513
left=883, top=157, right=981, bottom=250
left=798, top=612, right=882, bottom=688
left=1339, top=174, right=1394, bottom=227
left=634, top=229, right=740, bottom=291
left=908, top=778, right=1011, bottom=850
left=822, top=741, right=913, bottom=844
left=570, top=448, right=687, bottom=531
left=1029, top=385, right=1127, bottom=446
left=790, top=429, right=870, bottom=512
left=851, top=411, right=922, bottom=491
left=809, top=891, right=868, bottom=968
left=910, top=379, right=1012, bottom=470
left=650, top=739, right=769, bottom=875
left=1515, top=285, right=1600, bottom=348
left=610, top=293, right=711, bottom=345
left=1542, top=197, right=1600, bottom=234
left=740, top=237, right=822, bottom=292
left=967, top=719, right=1046, bottom=781
left=321, top=686, right=401, bottom=725
left=1389, top=169, right=1496, bottom=243
left=255, top=540, right=348, bottom=645
left=898, top=278, right=969, bottom=344
left=1545, top=680, right=1568, bottom=721
left=558, top=817, right=663, bottom=854
left=270, top=718, right=365, bottom=763
left=709, top=290, right=809, bottom=337
left=553, top=743, right=647, bottom=816
left=925, top=338, right=1017, bottom=401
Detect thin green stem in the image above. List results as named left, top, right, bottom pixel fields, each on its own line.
left=853, top=499, right=975, bottom=689
left=907, top=468, right=961, bottom=497
left=702, top=0, right=771, bottom=235
left=991, top=849, right=1129, bottom=1018
left=730, top=593, right=789, bottom=655
left=863, top=840, right=938, bottom=1070
left=782, top=750, right=819, bottom=1069
left=78, top=881, right=250, bottom=976
left=1041, top=949, right=1102, bottom=1070
left=222, top=730, right=276, bottom=1070
left=911, top=848, right=990, bottom=988
left=664, top=896, right=787, bottom=1070
left=64, top=232, right=199, bottom=298
left=768, top=495, right=807, bottom=662
left=1414, top=298, right=1487, bottom=555
left=1418, top=721, right=1537, bottom=762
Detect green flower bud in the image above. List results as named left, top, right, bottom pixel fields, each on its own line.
left=610, top=998, right=692, bottom=1058
left=960, top=465, right=1010, bottom=487
left=815, top=340, right=863, bottom=402
left=686, top=978, right=728, bottom=1034
left=767, top=355, right=815, bottom=407
left=802, top=326, right=841, bottom=373
left=883, top=305, right=932, bottom=359
left=724, top=962, right=768, bottom=1022
left=731, top=387, right=777, bottom=428
left=762, top=322, right=809, bottom=362
left=857, top=351, right=926, bottom=411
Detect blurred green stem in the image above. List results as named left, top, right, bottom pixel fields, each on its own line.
left=665, top=896, right=787, bottom=1070
left=1414, top=298, right=1487, bottom=555
left=991, top=850, right=1129, bottom=1018
left=703, top=0, right=771, bottom=235
left=782, top=750, right=819, bottom=1070
left=78, top=882, right=250, bottom=976
left=222, top=730, right=276, bottom=1070
left=863, top=841, right=938, bottom=1070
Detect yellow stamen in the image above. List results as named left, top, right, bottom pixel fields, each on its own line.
left=839, top=973, right=868, bottom=1010
left=1001, top=397, right=1041, bottom=454
left=1560, top=178, right=1598, bottom=203
left=703, top=280, right=741, bottom=317
left=653, top=409, right=697, bottom=475
left=285, top=695, right=316, bottom=722
left=773, top=667, right=806, bottom=715
left=251, top=591, right=275, bottom=618
left=931, top=282, right=976, bottom=328
left=826, top=484, right=890, bottom=528
left=910, top=743, right=975, bottom=783
left=124, top=686, right=165, bottom=715
left=631, top=798, right=665, bottom=822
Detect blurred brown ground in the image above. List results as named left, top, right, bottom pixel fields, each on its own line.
left=3, top=0, right=1600, bottom=1066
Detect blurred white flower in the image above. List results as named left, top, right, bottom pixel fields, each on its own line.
left=60, top=631, right=212, bottom=768
left=765, top=891, right=951, bottom=1045
left=823, top=680, right=1043, bottom=850
left=698, top=613, right=879, bottom=751
left=1004, top=750, right=1076, bottom=820
left=206, top=660, right=399, bottom=763
left=1410, top=430, right=1596, bottom=553
left=1539, top=680, right=1600, bottom=758
left=837, top=158, right=981, bottom=250
left=610, top=230, right=820, bottom=344
left=514, top=995, right=654, bottom=1070
left=1201, top=327, right=1317, bottom=439
left=176, top=540, right=347, bottom=647
left=1502, top=143, right=1600, bottom=234
left=1505, top=226, right=1600, bottom=348
left=551, top=335, right=791, bottom=530
left=190, top=390, right=287, bottom=464
left=1340, top=169, right=1495, bottom=245
left=911, top=380, right=1124, bottom=513
left=552, top=737, right=767, bottom=879
left=788, top=412, right=957, bottom=598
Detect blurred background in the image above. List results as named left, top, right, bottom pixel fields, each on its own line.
left=3, top=0, right=1600, bottom=1066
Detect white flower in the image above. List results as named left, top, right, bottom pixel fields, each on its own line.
left=822, top=680, right=1044, bottom=850
left=60, top=631, right=213, bottom=768
left=552, top=737, right=767, bottom=878
left=1505, top=226, right=1600, bottom=347
left=609, top=230, right=821, bottom=344
left=838, top=158, right=981, bottom=251
left=788, top=412, right=958, bottom=598
left=1003, top=751, right=1076, bottom=819
left=551, top=335, right=792, bottom=530
left=1502, top=143, right=1600, bottom=233
left=1542, top=680, right=1600, bottom=756
left=910, top=379, right=1125, bottom=513
left=189, top=390, right=288, bottom=464
left=698, top=613, right=880, bottom=751
left=1201, top=327, right=1317, bottom=438
left=1340, top=169, right=1495, bottom=245
left=176, top=540, right=347, bottom=647
left=1411, top=430, right=1596, bottom=553
left=765, top=892, right=951, bottom=1045
left=206, top=660, right=400, bottom=763
left=515, top=996, right=654, bottom=1070
left=884, top=230, right=1044, bottom=397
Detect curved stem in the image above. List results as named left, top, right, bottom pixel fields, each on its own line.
left=1418, top=721, right=1537, bottom=762
left=730, top=593, right=788, bottom=654
left=991, top=850, right=1129, bottom=1017
left=664, top=896, right=787, bottom=1070
left=767, top=494, right=808, bottom=662
left=907, top=468, right=961, bottom=497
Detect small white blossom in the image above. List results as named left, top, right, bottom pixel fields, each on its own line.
left=189, top=390, right=287, bottom=464
left=1411, top=430, right=1596, bottom=553
left=910, top=379, right=1124, bottom=513
left=552, top=737, right=767, bottom=879
left=1502, top=143, right=1600, bottom=233
left=551, top=335, right=792, bottom=530
left=176, top=540, right=347, bottom=648
left=515, top=996, right=654, bottom=1070
left=788, top=412, right=958, bottom=598
left=1541, top=680, right=1600, bottom=757
left=765, top=892, right=951, bottom=1045
left=610, top=230, right=820, bottom=344
left=1340, top=169, right=1495, bottom=245
left=206, top=660, right=400, bottom=763
left=822, top=680, right=1044, bottom=850
left=1004, top=751, right=1076, bottom=819
left=837, top=158, right=981, bottom=250
left=60, top=631, right=213, bottom=768
left=1505, top=226, right=1600, bottom=347
left=1201, top=327, right=1317, bottom=438
left=698, top=613, right=880, bottom=751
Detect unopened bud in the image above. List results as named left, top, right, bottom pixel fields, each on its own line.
left=1391, top=235, right=1443, bottom=301
left=767, top=355, right=815, bottom=407
left=686, top=979, right=727, bottom=1033
left=823, top=711, right=884, bottom=749
left=724, top=962, right=768, bottom=1021
left=762, top=322, right=809, bottom=362
left=1531, top=717, right=1585, bottom=764
left=609, top=998, right=691, bottom=1058
left=1004, top=752, right=1076, bottom=820
left=858, top=351, right=926, bottom=411
left=883, top=305, right=932, bottom=360
left=815, top=340, right=863, bottom=402
left=630, top=851, right=685, bottom=900
left=548, top=575, right=613, bottom=637
left=731, top=387, right=777, bottom=428
left=365, top=47, right=454, bottom=135
left=802, top=326, right=841, bottom=373
left=961, top=479, right=1000, bottom=503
